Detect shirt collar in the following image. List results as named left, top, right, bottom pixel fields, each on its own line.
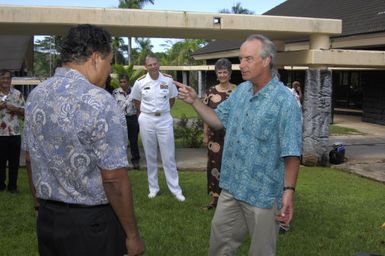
left=55, top=67, right=89, bottom=83
left=248, top=76, right=279, bottom=99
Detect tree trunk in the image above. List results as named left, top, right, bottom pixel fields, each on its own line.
left=127, top=37, right=132, bottom=65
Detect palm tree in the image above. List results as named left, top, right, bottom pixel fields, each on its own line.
left=111, top=63, right=145, bottom=89
left=133, top=37, right=154, bottom=65
left=159, top=39, right=206, bottom=87
left=118, top=0, right=155, bottom=64
left=118, top=0, right=154, bottom=9
left=112, top=37, right=126, bottom=64
left=164, top=39, right=206, bottom=66
left=219, top=2, right=255, bottom=14
left=34, top=36, right=63, bottom=77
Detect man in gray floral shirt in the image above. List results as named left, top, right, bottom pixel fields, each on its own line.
left=23, top=24, right=144, bottom=256
left=112, top=75, right=140, bottom=169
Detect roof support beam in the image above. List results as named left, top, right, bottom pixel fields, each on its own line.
left=277, top=49, right=385, bottom=68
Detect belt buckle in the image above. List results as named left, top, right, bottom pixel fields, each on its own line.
left=154, top=112, right=161, bottom=116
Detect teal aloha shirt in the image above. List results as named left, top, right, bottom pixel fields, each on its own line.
left=215, top=77, right=302, bottom=209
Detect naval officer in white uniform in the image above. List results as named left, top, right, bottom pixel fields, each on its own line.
left=131, top=56, right=185, bottom=202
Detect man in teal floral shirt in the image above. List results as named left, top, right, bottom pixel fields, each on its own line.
left=176, top=34, right=302, bottom=255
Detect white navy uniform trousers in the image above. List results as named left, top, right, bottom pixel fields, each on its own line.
left=131, top=73, right=183, bottom=196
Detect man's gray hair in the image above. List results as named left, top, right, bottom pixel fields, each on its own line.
left=245, top=34, right=276, bottom=70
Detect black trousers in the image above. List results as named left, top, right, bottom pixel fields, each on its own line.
left=0, top=135, right=21, bottom=191
left=37, top=200, right=126, bottom=256
left=126, top=115, right=140, bottom=163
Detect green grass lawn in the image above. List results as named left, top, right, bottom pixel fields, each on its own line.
left=171, top=99, right=198, bottom=119
left=329, top=124, right=363, bottom=135
left=1, top=168, right=384, bottom=256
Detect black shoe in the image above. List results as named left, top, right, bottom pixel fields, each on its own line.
left=8, top=189, right=19, bottom=194
left=132, top=161, right=140, bottom=170
left=203, top=203, right=217, bottom=211
left=279, top=223, right=290, bottom=234
left=203, top=198, right=218, bottom=211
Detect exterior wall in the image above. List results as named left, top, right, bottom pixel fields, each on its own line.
left=362, top=71, right=385, bottom=125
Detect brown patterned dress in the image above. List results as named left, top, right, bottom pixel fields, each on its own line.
left=203, top=84, right=236, bottom=197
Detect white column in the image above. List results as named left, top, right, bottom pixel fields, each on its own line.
left=309, top=34, right=330, bottom=50
left=197, top=71, right=202, bottom=98
left=182, top=71, right=188, bottom=85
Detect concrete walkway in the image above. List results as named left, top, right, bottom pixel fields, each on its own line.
left=125, top=147, right=207, bottom=171
left=329, top=115, right=385, bottom=183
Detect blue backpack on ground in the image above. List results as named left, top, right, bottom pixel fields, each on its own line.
left=329, top=143, right=345, bottom=164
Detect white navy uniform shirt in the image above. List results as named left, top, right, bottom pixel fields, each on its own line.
left=131, top=72, right=178, bottom=114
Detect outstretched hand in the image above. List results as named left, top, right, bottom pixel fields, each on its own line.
left=173, top=81, right=198, bottom=105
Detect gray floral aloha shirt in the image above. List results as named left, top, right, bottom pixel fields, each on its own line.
left=112, top=87, right=137, bottom=116
left=22, top=67, right=129, bottom=205
left=215, top=77, right=302, bottom=209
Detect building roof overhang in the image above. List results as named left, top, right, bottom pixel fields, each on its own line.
left=0, top=5, right=341, bottom=39
left=0, top=5, right=384, bottom=70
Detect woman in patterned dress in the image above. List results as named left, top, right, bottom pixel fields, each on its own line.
left=202, top=58, right=236, bottom=210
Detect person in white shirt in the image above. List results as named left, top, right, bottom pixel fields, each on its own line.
left=291, top=81, right=303, bottom=107
left=131, top=56, right=185, bottom=202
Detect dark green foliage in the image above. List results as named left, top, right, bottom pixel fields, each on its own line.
left=174, top=114, right=203, bottom=148
left=112, top=64, right=146, bottom=89
left=33, top=36, right=62, bottom=77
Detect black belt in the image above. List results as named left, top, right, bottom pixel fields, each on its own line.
left=126, top=114, right=138, bottom=119
left=144, top=112, right=164, bottom=116
left=39, top=199, right=109, bottom=209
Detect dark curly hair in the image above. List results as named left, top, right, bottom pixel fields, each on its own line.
left=60, top=24, right=112, bottom=64
left=0, top=69, right=12, bottom=78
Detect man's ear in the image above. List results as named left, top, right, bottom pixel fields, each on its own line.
left=262, top=56, right=271, bottom=68
left=90, top=52, right=101, bottom=66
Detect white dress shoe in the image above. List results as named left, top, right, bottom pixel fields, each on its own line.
left=175, top=194, right=185, bottom=202
left=148, top=191, right=158, bottom=199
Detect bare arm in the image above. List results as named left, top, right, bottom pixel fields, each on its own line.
left=133, top=99, right=141, bottom=115
left=169, top=98, right=176, bottom=108
left=101, top=168, right=144, bottom=256
left=203, top=122, right=209, bottom=145
left=25, top=151, right=39, bottom=211
left=173, top=81, right=223, bottom=130
left=276, top=156, right=300, bottom=226
left=5, top=103, right=24, bottom=117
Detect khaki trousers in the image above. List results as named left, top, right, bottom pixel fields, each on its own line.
left=208, top=190, right=279, bottom=256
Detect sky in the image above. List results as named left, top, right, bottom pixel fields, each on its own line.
left=0, top=0, right=286, bottom=51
